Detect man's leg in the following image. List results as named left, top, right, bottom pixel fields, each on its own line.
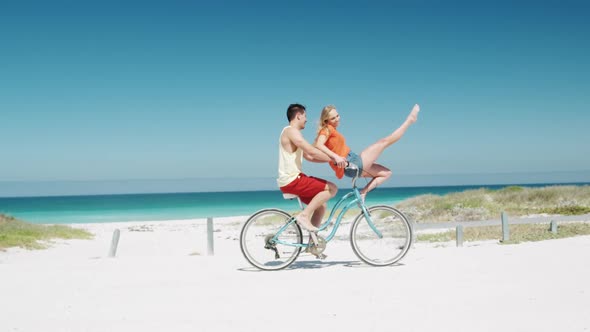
left=297, top=181, right=337, bottom=231
left=310, top=203, right=326, bottom=228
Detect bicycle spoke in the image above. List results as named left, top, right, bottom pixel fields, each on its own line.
left=240, top=209, right=302, bottom=270
left=350, top=206, right=413, bottom=266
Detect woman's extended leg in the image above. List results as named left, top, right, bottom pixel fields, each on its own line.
left=359, top=104, right=419, bottom=172
left=359, top=163, right=392, bottom=201
left=356, top=104, right=419, bottom=199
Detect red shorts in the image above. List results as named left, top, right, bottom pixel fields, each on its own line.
left=280, top=173, right=327, bottom=205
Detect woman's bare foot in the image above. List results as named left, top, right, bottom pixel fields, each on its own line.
left=407, top=104, right=420, bottom=124
left=296, top=215, right=319, bottom=232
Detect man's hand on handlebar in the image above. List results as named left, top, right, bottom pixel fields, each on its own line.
left=332, top=155, right=347, bottom=168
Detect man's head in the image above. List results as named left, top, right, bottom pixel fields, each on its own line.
left=286, top=103, right=307, bottom=129
left=287, top=103, right=306, bottom=121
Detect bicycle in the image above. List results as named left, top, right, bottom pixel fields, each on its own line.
left=240, top=165, right=414, bottom=270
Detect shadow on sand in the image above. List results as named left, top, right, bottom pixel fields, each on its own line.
left=237, top=258, right=406, bottom=271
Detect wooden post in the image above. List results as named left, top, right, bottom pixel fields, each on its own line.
left=501, top=212, right=509, bottom=242
left=108, top=229, right=120, bottom=257
left=550, top=220, right=558, bottom=234
left=207, top=217, right=214, bottom=256
left=456, top=225, right=464, bottom=247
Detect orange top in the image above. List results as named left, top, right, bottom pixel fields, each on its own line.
left=318, top=124, right=351, bottom=179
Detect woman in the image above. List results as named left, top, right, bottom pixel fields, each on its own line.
left=314, top=104, right=420, bottom=201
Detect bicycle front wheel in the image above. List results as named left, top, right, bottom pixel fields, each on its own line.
left=240, top=209, right=303, bottom=271
left=350, top=205, right=413, bottom=266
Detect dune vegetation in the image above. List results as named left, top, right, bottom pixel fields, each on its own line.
left=0, top=214, right=93, bottom=251
left=395, top=185, right=590, bottom=223
left=394, top=185, right=590, bottom=243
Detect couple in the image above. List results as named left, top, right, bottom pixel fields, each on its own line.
left=278, top=103, right=420, bottom=232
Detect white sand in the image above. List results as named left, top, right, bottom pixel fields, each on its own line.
left=1, top=217, right=589, bottom=332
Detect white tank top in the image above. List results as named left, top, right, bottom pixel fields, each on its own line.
left=277, top=126, right=302, bottom=187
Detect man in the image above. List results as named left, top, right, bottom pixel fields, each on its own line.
left=277, top=103, right=338, bottom=232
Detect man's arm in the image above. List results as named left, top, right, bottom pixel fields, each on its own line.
left=285, top=127, right=332, bottom=163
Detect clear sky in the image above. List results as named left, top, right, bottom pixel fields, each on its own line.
left=1, top=1, right=589, bottom=195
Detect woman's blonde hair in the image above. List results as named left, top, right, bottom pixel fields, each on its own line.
left=317, top=105, right=337, bottom=135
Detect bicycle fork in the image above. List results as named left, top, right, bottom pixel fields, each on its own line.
left=360, top=205, right=384, bottom=239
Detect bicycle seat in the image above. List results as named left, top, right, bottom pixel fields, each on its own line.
left=282, top=193, right=299, bottom=200
left=283, top=193, right=303, bottom=210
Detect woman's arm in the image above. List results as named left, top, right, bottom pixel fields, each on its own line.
left=315, top=134, right=347, bottom=168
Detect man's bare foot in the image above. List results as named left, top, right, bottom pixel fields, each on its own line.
left=407, top=104, right=420, bottom=124
left=296, top=215, right=319, bottom=232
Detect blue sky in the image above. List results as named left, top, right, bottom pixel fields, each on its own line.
left=1, top=1, right=589, bottom=195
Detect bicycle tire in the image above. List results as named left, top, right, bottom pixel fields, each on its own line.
left=240, top=208, right=303, bottom=271
left=350, top=205, right=413, bottom=266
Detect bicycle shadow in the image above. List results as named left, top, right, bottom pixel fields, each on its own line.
left=236, top=259, right=360, bottom=272
left=292, top=259, right=406, bottom=270
left=290, top=259, right=362, bottom=269
left=237, top=259, right=406, bottom=271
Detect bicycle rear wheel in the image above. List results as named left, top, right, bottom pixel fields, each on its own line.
left=240, top=209, right=303, bottom=271
left=350, top=205, right=413, bottom=266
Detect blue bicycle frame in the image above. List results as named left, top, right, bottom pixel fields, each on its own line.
left=272, top=185, right=384, bottom=248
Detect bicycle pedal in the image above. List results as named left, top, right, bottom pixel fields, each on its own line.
left=314, top=253, right=327, bottom=260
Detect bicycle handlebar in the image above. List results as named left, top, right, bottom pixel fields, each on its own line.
left=345, top=162, right=360, bottom=188
left=332, top=161, right=361, bottom=187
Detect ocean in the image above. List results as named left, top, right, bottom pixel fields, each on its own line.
left=0, top=182, right=587, bottom=224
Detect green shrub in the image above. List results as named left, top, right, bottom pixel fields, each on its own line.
left=541, top=206, right=590, bottom=216
left=0, top=214, right=93, bottom=250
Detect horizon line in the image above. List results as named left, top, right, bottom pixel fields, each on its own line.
left=2, top=169, right=590, bottom=183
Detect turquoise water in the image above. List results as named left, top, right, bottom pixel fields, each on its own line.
left=0, top=183, right=587, bottom=224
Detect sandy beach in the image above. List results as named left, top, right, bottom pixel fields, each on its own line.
left=1, top=216, right=589, bottom=332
